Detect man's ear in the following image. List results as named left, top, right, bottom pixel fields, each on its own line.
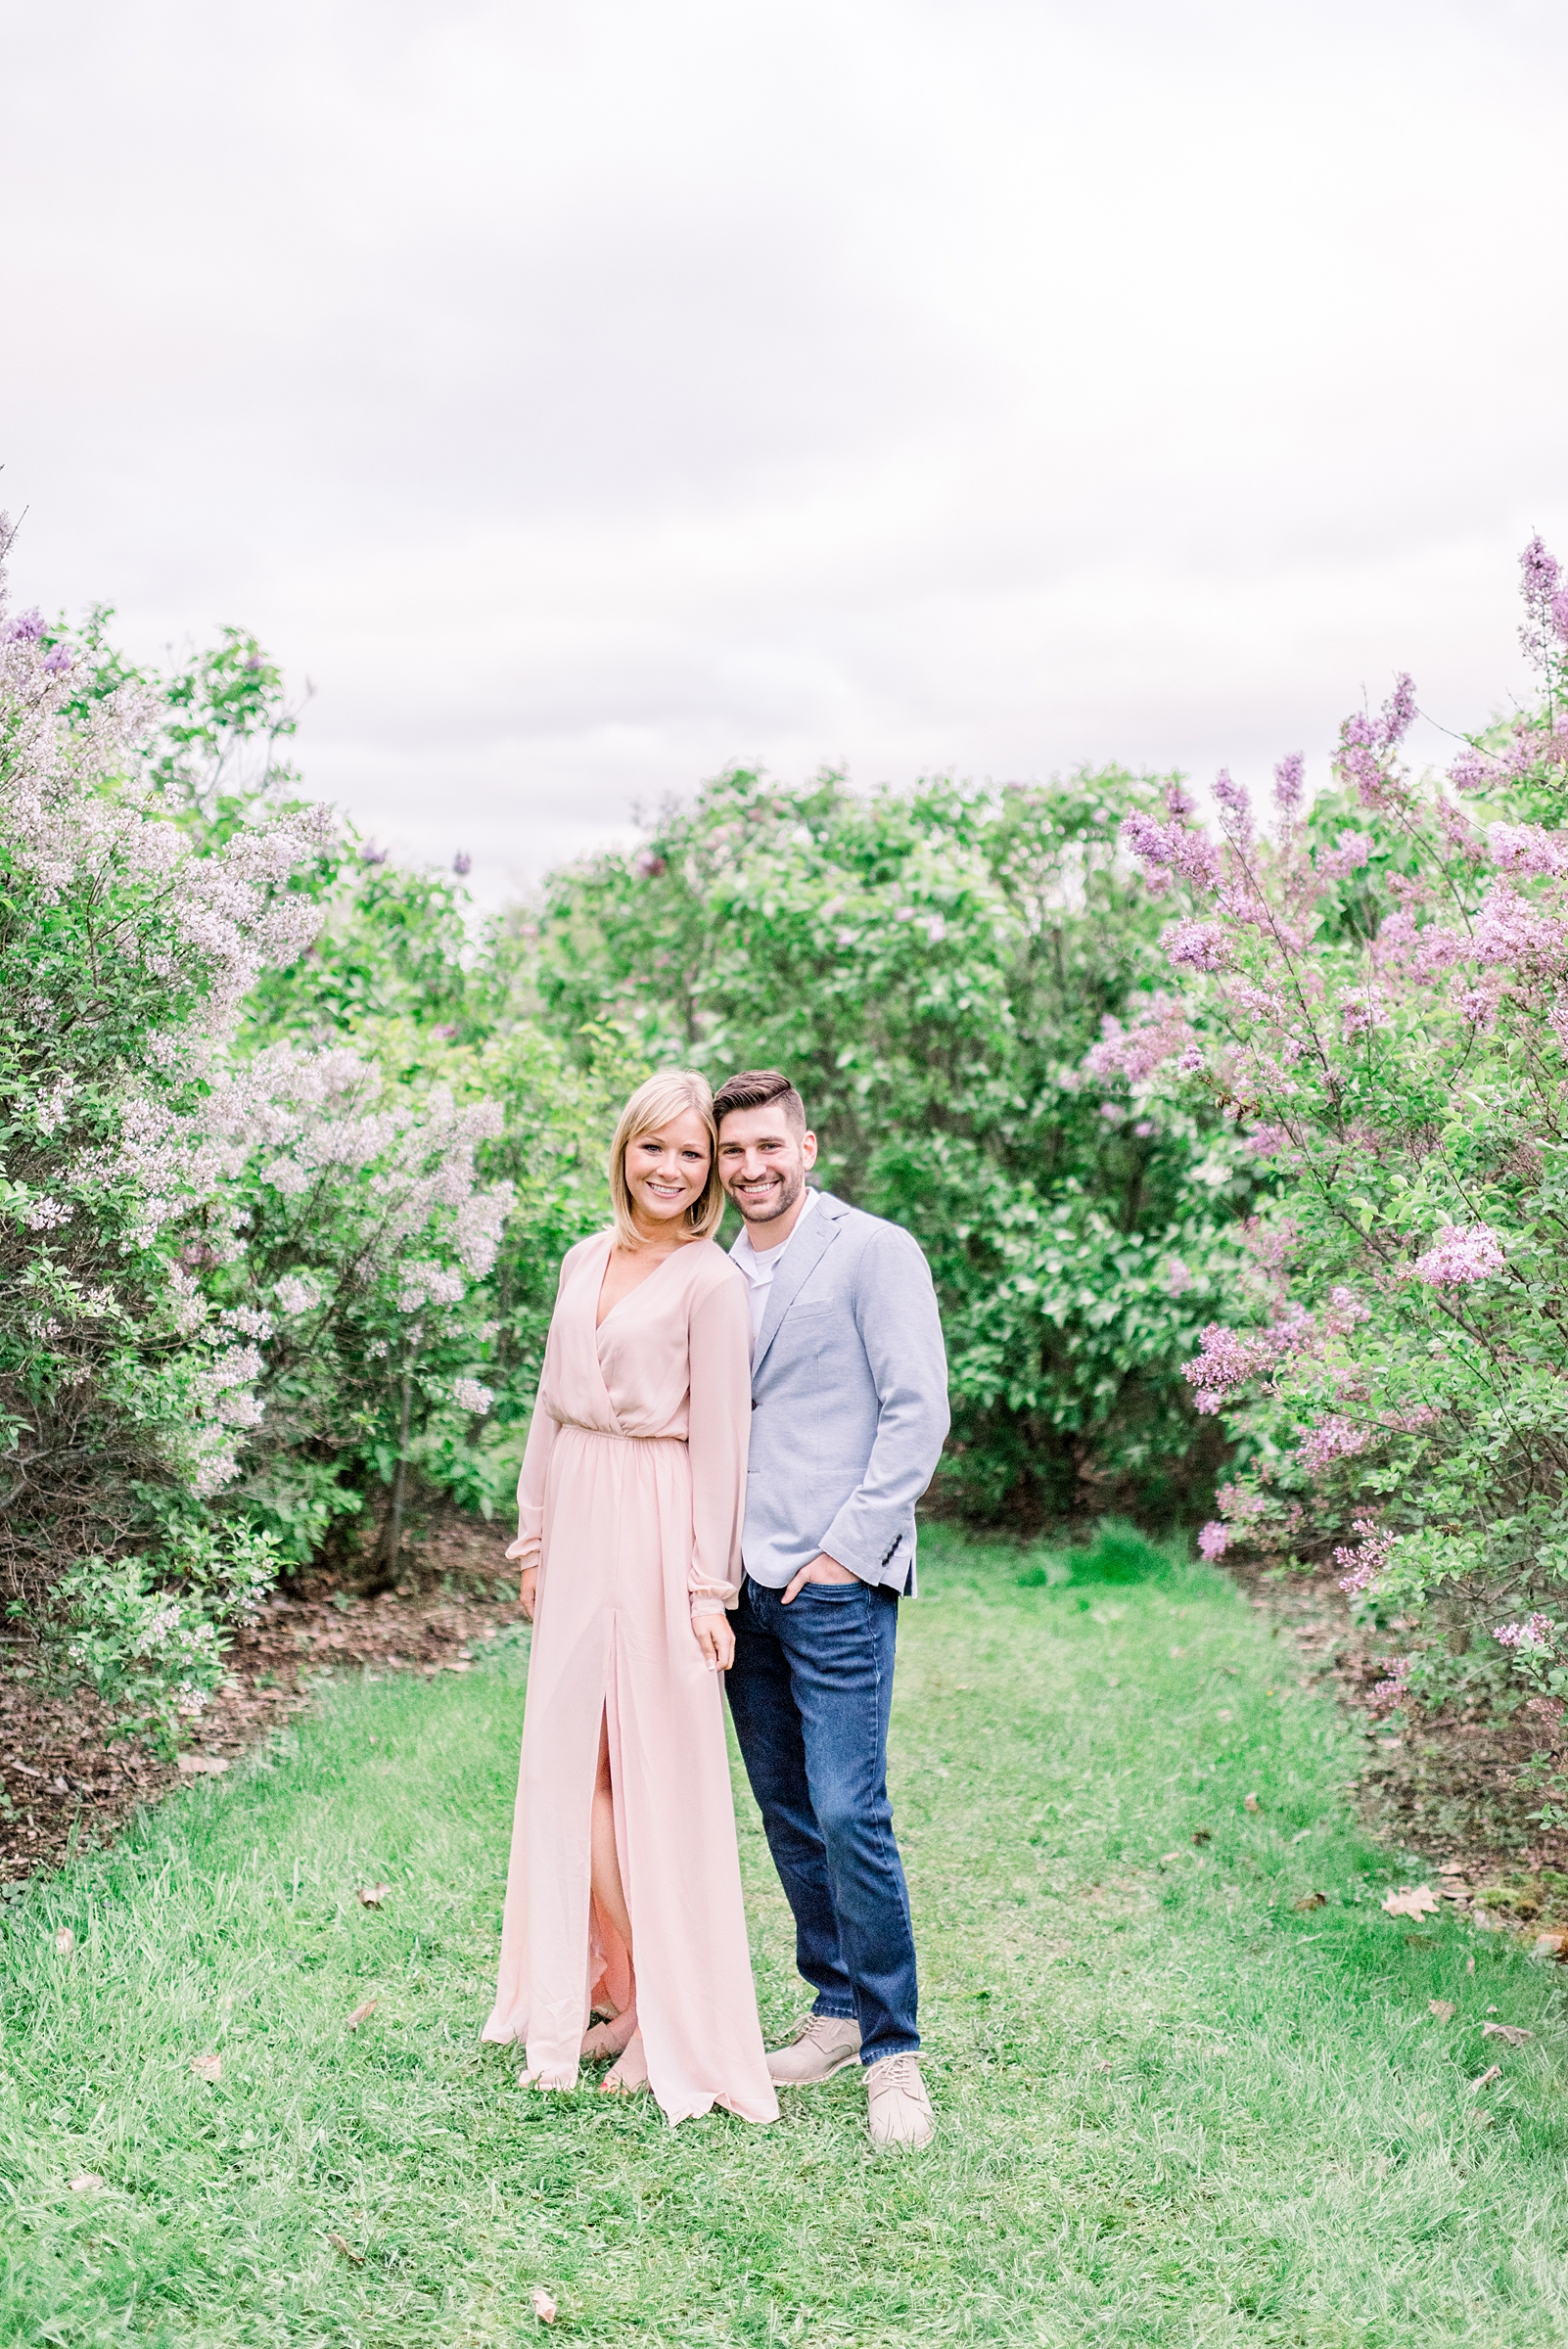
left=802, top=1130, right=818, bottom=1170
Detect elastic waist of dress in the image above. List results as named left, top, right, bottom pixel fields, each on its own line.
left=551, top=1419, right=686, bottom=1445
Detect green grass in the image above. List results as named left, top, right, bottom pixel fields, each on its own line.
left=7, top=1527, right=1568, bottom=2346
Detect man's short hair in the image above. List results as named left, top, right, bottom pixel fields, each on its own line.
left=714, top=1068, right=808, bottom=1136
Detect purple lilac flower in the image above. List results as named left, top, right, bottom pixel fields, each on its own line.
left=1377, top=672, right=1416, bottom=748
left=1272, top=753, right=1305, bottom=813
left=1297, top=1415, right=1370, bottom=1476
left=1495, top=1613, right=1553, bottom=1653
left=1, top=606, right=44, bottom=644
left=40, top=646, right=71, bottom=674
left=1520, top=537, right=1565, bottom=670
left=1521, top=535, right=1561, bottom=602
left=1370, top=1656, right=1412, bottom=1708
left=1212, top=767, right=1252, bottom=831
left=452, top=851, right=473, bottom=877
left=1411, top=1223, right=1504, bottom=1287
left=1488, top=821, right=1568, bottom=878
left=1082, top=995, right=1195, bottom=1083
left=1164, top=782, right=1196, bottom=818
left=1473, top=884, right=1568, bottom=971
left=1197, top=1522, right=1228, bottom=1561
left=1122, top=812, right=1222, bottom=893
left=1317, top=831, right=1372, bottom=882
left=1553, top=586, right=1568, bottom=645
left=1183, top=1323, right=1282, bottom=1414
left=1335, top=1520, right=1394, bottom=1596
left=1449, top=745, right=1497, bottom=793
left=1163, top=918, right=1231, bottom=972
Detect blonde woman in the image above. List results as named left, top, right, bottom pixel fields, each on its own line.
left=482, top=1072, right=777, bottom=2126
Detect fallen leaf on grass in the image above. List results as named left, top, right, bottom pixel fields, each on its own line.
left=530, top=2284, right=558, bottom=2324
left=54, top=1927, right=73, bottom=1956
left=176, top=1755, right=228, bottom=1777
left=327, top=2234, right=364, bottom=2267
left=1429, top=2001, right=1456, bottom=2022
left=1534, top=1931, right=1568, bottom=1958
left=69, top=2174, right=104, bottom=2191
left=1191, top=1828, right=1212, bottom=1846
left=1243, top=1794, right=1261, bottom=1814
left=1382, top=1884, right=1440, bottom=1918
left=1292, top=1893, right=1327, bottom=1912
left=356, top=1884, right=391, bottom=1908
left=345, top=1997, right=378, bottom=2030
left=1438, top=1860, right=1467, bottom=1876
left=1158, top=1850, right=1183, bottom=1865
left=1481, top=2021, right=1533, bottom=2047
left=1471, top=2064, right=1502, bottom=2093
left=190, top=2053, right=222, bottom=2084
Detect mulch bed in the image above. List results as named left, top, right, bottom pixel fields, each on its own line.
left=1224, top=1547, right=1568, bottom=1931
left=0, top=1511, right=523, bottom=1891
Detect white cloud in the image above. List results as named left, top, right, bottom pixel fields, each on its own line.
left=2, top=0, right=1564, bottom=898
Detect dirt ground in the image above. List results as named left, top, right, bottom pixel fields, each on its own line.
left=0, top=1511, right=523, bottom=1890
left=1227, top=1547, right=1568, bottom=1934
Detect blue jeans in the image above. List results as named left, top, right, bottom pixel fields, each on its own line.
left=725, top=1573, right=919, bottom=2064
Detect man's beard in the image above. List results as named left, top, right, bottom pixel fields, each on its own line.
left=735, top=1165, right=803, bottom=1225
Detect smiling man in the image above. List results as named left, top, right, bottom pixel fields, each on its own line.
left=714, top=1068, right=949, bottom=2149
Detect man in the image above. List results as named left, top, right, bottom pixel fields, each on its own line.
left=715, top=1068, right=949, bottom=2149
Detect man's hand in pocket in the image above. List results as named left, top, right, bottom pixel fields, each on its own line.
left=781, top=1553, right=859, bottom=1604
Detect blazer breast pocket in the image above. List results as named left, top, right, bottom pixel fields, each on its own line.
left=781, top=1301, right=834, bottom=1339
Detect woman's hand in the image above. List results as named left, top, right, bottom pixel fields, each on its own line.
left=692, top=1610, right=735, bottom=1672
left=505, top=1537, right=538, bottom=1621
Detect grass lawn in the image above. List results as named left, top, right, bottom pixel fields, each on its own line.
left=7, top=1526, right=1568, bottom=2347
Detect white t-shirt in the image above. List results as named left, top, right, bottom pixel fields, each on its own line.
left=730, top=1185, right=819, bottom=1344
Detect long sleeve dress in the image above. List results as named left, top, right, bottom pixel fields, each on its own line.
left=482, top=1230, right=778, bottom=2127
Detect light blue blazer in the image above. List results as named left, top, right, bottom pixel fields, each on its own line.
left=734, top=1191, right=949, bottom=1594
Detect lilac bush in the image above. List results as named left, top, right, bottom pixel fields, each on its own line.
left=1107, top=537, right=1568, bottom=1732
left=0, top=529, right=517, bottom=1734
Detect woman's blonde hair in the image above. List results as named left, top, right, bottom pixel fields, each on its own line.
left=608, top=1070, right=724, bottom=1248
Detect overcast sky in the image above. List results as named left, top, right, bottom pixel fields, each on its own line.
left=4, top=0, right=1566, bottom=898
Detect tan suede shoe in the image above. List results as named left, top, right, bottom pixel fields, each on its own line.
left=865, top=2052, right=935, bottom=2147
left=766, top=2013, right=862, bottom=2085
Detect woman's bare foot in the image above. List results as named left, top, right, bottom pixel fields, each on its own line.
left=600, top=2030, right=648, bottom=2095
left=581, top=2004, right=638, bottom=2061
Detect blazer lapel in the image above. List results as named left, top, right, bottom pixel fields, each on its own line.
left=749, top=1194, right=844, bottom=1379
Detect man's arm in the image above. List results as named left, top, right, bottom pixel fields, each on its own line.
left=814, top=1223, right=949, bottom=1584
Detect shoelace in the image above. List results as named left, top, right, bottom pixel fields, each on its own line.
left=870, top=2054, right=920, bottom=2090
left=800, top=2014, right=855, bottom=2046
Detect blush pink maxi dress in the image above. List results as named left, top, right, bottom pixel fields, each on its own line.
left=482, top=1229, right=778, bottom=2127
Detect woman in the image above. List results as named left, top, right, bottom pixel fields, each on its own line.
left=482, top=1071, right=777, bottom=2127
